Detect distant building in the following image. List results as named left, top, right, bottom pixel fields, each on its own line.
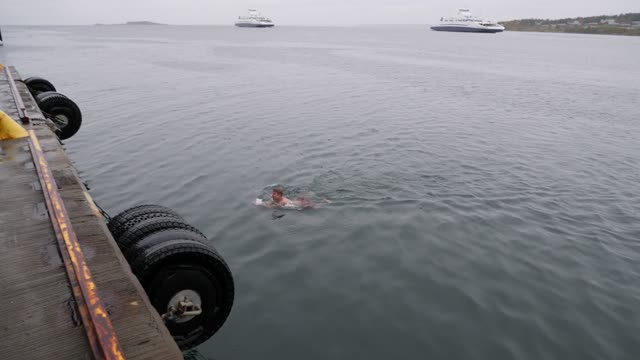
left=600, top=19, right=617, bottom=25
left=567, top=20, right=581, bottom=25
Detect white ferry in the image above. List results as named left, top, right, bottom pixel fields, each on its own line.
left=431, top=9, right=504, bottom=33
left=235, top=9, right=275, bottom=28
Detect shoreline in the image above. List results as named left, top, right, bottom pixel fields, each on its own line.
left=501, top=13, right=640, bottom=36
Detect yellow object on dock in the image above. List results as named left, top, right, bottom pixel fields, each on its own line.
left=0, top=110, right=28, bottom=139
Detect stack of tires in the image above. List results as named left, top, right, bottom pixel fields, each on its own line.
left=107, top=205, right=234, bottom=350
left=25, top=76, right=82, bottom=140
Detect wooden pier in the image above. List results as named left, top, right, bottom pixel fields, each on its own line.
left=0, top=66, right=183, bottom=359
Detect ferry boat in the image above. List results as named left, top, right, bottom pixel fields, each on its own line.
left=431, top=9, right=504, bottom=33
left=235, top=9, right=275, bottom=28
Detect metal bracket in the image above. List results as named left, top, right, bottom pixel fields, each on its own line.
left=162, top=293, right=203, bottom=323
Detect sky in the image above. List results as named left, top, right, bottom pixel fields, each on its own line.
left=1, top=0, right=639, bottom=26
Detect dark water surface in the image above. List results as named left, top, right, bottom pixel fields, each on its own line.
left=2, top=26, right=640, bottom=359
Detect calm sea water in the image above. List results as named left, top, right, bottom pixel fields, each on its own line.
left=2, top=25, right=640, bottom=360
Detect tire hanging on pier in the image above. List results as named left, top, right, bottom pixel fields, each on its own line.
left=132, top=239, right=234, bottom=350
left=24, top=76, right=56, bottom=96
left=108, top=205, right=183, bottom=241
left=35, top=92, right=82, bottom=140
left=108, top=204, right=234, bottom=350
left=35, top=91, right=67, bottom=102
left=125, top=228, right=208, bottom=264
left=116, top=216, right=205, bottom=253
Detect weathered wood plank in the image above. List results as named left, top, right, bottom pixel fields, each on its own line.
left=0, top=67, right=182, bottom=359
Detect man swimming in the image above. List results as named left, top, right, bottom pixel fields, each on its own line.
left=269, top=185, right=295, bottom=208
left=255, top=185, right=328, bottom=209
left=254, top=185, right=294, bottom=208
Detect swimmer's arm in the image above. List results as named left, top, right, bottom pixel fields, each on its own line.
left=254, top=199, right=275, bottom=208
left=261, top=201, right=279, bottom=208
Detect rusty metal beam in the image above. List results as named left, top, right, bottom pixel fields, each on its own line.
left=4, top=66, right=30, bottom=124
left=28, top=129, right=125, bottom=360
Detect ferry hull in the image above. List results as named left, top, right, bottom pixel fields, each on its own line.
left=235, top=23, right=275, bottom=28
left=430, top=25, right=503, bottom=33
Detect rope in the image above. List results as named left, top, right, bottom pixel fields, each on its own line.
left=93, top=199, right=112, bottom=222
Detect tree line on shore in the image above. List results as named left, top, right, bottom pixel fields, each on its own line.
left=500, top=13, right=640, bottom=36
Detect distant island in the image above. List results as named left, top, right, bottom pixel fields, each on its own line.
left=125, top=21, right=166, bottom=25
left=94, top=21, right=167, bottom=26
left=501, top=13, right=640, bottom=36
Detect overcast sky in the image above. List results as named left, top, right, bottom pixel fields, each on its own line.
left=2, top=0, right=638, bottom=26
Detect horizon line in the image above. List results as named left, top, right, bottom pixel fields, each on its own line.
left=2, top=11, right=639, bottom=27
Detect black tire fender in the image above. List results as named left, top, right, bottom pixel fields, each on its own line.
left=108, top=205, right=183, bottom=241
left=133, top=239, right=234, bottom=350
left=125, top=228, right=208, bottom=264
left=25, top=76, right=56, bottom=96
left=117, top=217, right=204, bottom=254
left=35, top=91, right=67, bottom=104
left=37, top=93, right=82, bottom=140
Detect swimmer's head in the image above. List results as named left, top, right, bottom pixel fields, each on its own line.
left=272, top=185, right=284, bottom=203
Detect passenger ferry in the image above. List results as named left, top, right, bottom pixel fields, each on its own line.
left=431, top=9, right=504, bottom=33
left=235, top=9, right=275, bottom=28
